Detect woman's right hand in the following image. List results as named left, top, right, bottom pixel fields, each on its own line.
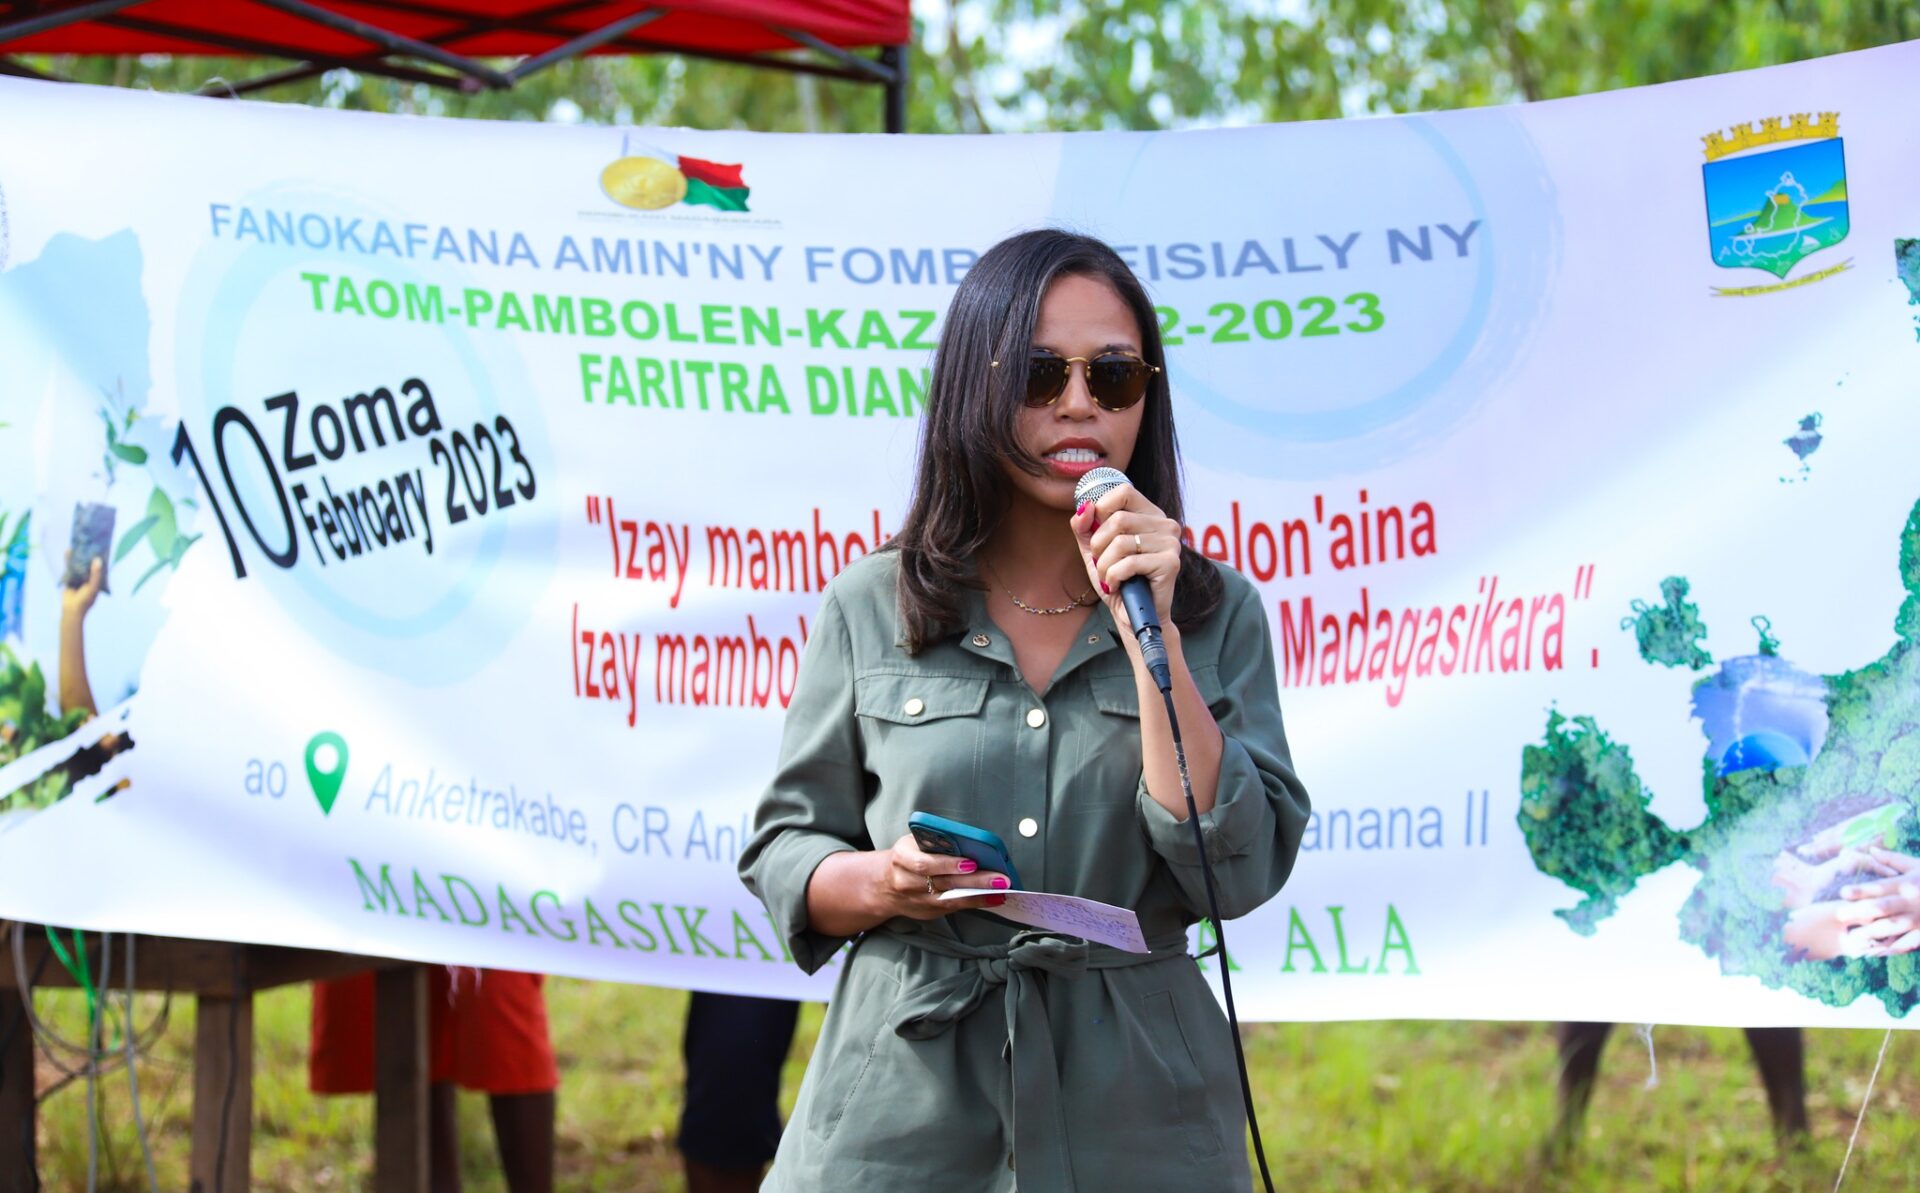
left=874, top=833, right=1008, bottom=921
left=803, top=835, right=1009, bottom=937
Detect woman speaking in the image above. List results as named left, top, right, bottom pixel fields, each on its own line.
left=740, top=228, right=1309, bottom=1190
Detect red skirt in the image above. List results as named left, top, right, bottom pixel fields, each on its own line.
left=309, top=968, right=558, bottom=1096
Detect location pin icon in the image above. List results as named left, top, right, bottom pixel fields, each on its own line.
left=305, top=731, right=349, bottom=815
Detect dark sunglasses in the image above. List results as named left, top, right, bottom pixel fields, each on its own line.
left=992, top=349, right=1160, bottom=412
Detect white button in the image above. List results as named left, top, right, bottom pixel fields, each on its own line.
left=904, top=697, right=925, bottom=717
left=971, top=633, right=991, bottom=647
left=1026, top=708, right=1046, bottom=729
left=1017, top=817, right=1039, bottom=838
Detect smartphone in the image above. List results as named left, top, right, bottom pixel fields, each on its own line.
left=907, top=810, right=1022, bottom=890
left=63, top=502, right=115, bottom=593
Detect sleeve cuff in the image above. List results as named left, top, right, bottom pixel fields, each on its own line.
left=1137, top=735, right=1268, bottom=867
left=751, top=829, right=857, bottom=974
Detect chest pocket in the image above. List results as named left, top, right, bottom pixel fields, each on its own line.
left=1086, top=664, right=1228, bottom=718
left=854, top=672, right=991, bottom=819
left=1075, top=665, right=1229, bottom=810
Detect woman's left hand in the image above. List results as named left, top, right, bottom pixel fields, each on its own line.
left=1071, top=482, right=1182, bottom=635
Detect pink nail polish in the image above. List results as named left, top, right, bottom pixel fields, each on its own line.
left=1100, top=581, right=1110, bottom=594
left=1075, top=502, right=1087, bottom=516
left=1091, top=517, right=1100, bottom=530
left=986, top=895, right=1007, bottom=907
left=991, top=876, right=1010, bottom=890
left=957, top=860, right=977, bottom=873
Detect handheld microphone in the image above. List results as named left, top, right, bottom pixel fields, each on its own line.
left=1074, top=467, right=1173, bottom=692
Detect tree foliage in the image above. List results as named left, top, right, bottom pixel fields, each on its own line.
left=1677, top=642, right=1920, bottom=1015
left=1523, top=493, right=1920, bottom=1013
left=1622, top=576, right=1712, bottom=671
left=17, top=1, right=1920, bottom=133
left=1518, top=709, right=1686, bottom=934
left=0, top=643, right=90, bottom=812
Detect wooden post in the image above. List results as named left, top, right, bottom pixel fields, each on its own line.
left=189, top=993, right=252, bottom=1193
left=0, top=988, right=34, bottom=1193
left=373, top=965, right=429, bottom=1193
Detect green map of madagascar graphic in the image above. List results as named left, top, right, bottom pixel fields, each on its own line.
left=1519, top=492, right=1920, bottom=1014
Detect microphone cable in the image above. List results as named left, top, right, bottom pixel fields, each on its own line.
left=1073, top=463, right=1274, bottom=1188
left=1160, top=680, right=1276, bottom=1193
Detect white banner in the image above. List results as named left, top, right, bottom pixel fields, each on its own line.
left=3, top=43, right=1919, bottom=1025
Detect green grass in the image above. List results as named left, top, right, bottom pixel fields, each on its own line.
left=23, top=981, right=1920, bottom=1190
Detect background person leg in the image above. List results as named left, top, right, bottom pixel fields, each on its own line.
left=1548, top=1021, right=1614, bottom=1156
left=428, top=1082, right=460, bottom=1193
left=678, top=992, right=801, bottom=1191
left=489, top=1090, right=555, bottom=1193
left=1743, top=1026, right=1809, bottom=1139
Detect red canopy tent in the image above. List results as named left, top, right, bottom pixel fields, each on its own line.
left=0, top=0, right=913, bottom=129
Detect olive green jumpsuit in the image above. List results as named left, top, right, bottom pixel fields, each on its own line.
left=741, top=551, right=1309, bottom=1191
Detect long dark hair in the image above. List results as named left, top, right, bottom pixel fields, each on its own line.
left=888, top=228, right=1224, bottom=652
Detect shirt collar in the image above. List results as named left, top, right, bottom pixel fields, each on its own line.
left=954, top=583, right=1124, bottom=683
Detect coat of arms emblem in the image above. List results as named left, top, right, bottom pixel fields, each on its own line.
left=1701, top=112, right=1849, bottom=296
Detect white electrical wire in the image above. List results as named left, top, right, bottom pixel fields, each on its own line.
left=12, top=921, right=101, bottom=1067
left=8, top=920, right=170, bottom=1078
left=1834, top=1028, right=1894, bottom=1193
left=5, top=922, right=168, bottom=1190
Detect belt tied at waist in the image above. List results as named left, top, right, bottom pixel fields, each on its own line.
left=880, top=926, right=1188, bottom=1192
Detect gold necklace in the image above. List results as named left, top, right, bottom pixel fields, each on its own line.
left=985, top=563, right=1096, bottom=616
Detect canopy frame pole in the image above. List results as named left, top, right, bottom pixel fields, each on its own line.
left=197, top=58, right=460, bottom=96
left=605, top=38, right=893, bottom=83
left=0, top=0, right=152, bottom=43
left=0, top=0, right=910, bottom=131
left=102, top=10, right=460, bottom=89
left=357, top=0, right=600, bottom=30
left=197, top=44, right=886, bottom=102
left=353, top=0, right=901, bottom=83
left=882, top=43, right=906, bottom=132
left=194, top=0, right=598, bottom=96
left=248, top=0, right=514, bottom=88
left=505, top=6, right=666, bottom=83
left=769, top=23, right=892, bottom=83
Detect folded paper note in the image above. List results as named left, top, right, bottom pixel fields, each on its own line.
left=938, top=888, right=1149, bottom=953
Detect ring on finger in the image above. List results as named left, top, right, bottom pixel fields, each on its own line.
left=926, top=875, right=936, bottom=895
left=1133, top=533, right=1143, bottom=554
